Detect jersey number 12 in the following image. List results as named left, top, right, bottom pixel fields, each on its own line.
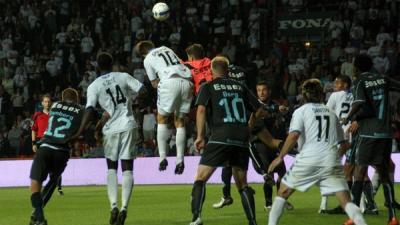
left=106, top=85, right=126, bottom=108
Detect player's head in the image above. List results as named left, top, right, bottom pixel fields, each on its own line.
left=97, top=52, right=113, bottom=72
left=334, top=75, right=352, bottom=91
left=186, top=44, right=205, bottom=61
left=211, top=56, right=229, bottom=78
left=256, top=80, right=270, bottom=102
left=41, top=94, right=52, bottom=110
left=135, top=40, right=155, bottom=57
left=353, top=54, right=372, bottom=76
left=301, top=79, right=323, bottom=103
left=62, top=88, right=79, bottom=104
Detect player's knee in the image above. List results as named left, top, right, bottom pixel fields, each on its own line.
left=107, top=159, right=118, bottom=170
left=277, top=187, right=291, bottom=198
left=121, top=160, right=134, bottom=171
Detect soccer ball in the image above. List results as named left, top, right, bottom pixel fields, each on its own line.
left=152, top=2, right=170, bottom=21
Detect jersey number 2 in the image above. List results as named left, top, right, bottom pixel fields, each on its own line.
left=106, top=85, right=126, bottom=108
left=316, top=115, right=330, bottom=142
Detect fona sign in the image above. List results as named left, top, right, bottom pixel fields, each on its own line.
left=278, top=18, right=331, bottom=30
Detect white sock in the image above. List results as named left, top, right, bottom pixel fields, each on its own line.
left=360, top=193, right=365, bottom=212
left=371, top=172, right=380, bottom=193
left=175, top=127, right=186, bottom=164
left=320, top=196, right=328, bottom=210
left=268, top=196, right=286, bottom=225
left=121, top=170, right=134, bottom=211
left=157, top=124, right=169, bottom=161
left=107, top=169, right=118, bottom=209
left=344, top=202, right=367, bottom=225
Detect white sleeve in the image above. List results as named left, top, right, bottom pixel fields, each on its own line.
left=143, top=57, right=158, bottom=81
left=326, top=93, right=336, bottom=111
left=125, top=73, right=143, bottom=93
left=289, top=109, right=304, bottom=134
left=85, top=83, right=98, bottom=109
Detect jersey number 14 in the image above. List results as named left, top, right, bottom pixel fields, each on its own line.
left=106, top=85, right=126, bottom=108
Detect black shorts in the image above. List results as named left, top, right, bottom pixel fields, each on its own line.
left=200, top=143, right=249, bottom=170
left=30, top=146, right=70, bottom=182
left=355, top=137, right=391, bottom=166
left=250, top=141, right=286, bottom=175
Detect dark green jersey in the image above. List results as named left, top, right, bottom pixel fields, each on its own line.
left=352, top=73, right=391, bottom=138
left=41, top=101, right=84, bottom=150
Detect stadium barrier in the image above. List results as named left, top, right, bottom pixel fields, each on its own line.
left=1, top=155, right=399, bottom=187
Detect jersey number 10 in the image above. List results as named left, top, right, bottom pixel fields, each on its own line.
left=219, top=97, right=247, bottom=123
left=106, top=85, right=127, bottom=108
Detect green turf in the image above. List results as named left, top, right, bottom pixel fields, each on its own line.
left=0, top=184, right=398, bottom=225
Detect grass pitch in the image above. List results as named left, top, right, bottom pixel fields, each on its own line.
left=0, top=184, right=397, bottom=225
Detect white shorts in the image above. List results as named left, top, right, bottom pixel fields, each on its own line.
left=282, top=163, right=349, bottom=196
left=103, top=128, right=140, bottom=161
left=157, top=77, right=193, bottom=117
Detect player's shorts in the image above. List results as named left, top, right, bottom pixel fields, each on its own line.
left=200, top=143, right=249, bottom=170
left=282, top=163, right=348, bottom=196
left=103, top=128, right=140, bottom=161
left=354, top=137, right=391, bottom=166
left=30, top=146, right=70, bottom=182
left=157, top=77, right=193, bottom=117
left=249, top=140, right=285, bottom=175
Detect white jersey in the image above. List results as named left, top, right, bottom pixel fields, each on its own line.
left=326, top=90, right=354, bottom=138
left=289, top=103, right=344, bottom=166
left=143, top=46, right=191, bottom=81
left=86, top=72, right=143, bottom=135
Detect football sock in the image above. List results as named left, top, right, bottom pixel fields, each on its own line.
left=107, top=169, right=118, bottom=209
left=42, top=174, right=59, bottom=206
left=351, top=181, right=364, bottom=206
left=344, top=202, right=367, bottom=225
left=31, top=192, right=44, bottom=221
left=268, top=196, right=286, bottom=225
left=264, top=182, right=273, bottom=206
left=157, top=124, right=169, bottom=161
left=57, top=176, right=62, bottom=190
left=175, top=127, right=186, bottom=164
left=363, top=181, right=376, bottom=208
left=221, top=167, right=232, bottom=198
left=191, top=180, right=206, bottom=221
left=371, top=172, right=380, bottom=194
left=320, top=196, right=328, bottom=210
left=383, top=183, right=396, bottom=219
left=121, top=170, right=134, bottom=211
left=347, top=181, right=353, bottom=190
left=239, top=186, right=256, bottom=222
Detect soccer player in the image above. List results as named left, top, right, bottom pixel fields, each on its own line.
left=28, top=88, right=83, bottom=225
left=74, top=52, right=145, bottom=225
left=343, top=54, right=400, bottom=225
left=267, top=79, right=367, bottom=225
left=135, top=40, right=193, bottom=174
left=190, top=56, right=262, bottom=225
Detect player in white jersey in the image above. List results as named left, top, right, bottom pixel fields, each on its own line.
left=73, top=53, right=145, bottom=225
left=267, top=79, right=367, bottom=225
left=135, top=40, right=193, bottom=174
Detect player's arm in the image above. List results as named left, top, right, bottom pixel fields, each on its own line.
left=143, top=58, right=159, bottom=89
left=385, top=75, right=400, bottom=91
left=194, top=83, right=210, bottom=151
left=31, top=114, right=39, bottom=152
left=268, top=131, right=299, bottom=173
left=94, top=111, right=110, bottom=143
left=126, top=73, right=148, bottom=99
left=343, top=79, right=364, bottom=124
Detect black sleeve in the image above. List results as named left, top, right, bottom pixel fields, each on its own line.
left=195, top=82, right=211, bottom=106
left=385, top=75, right=400, bottom=92
left=243, top=85, right=261, bottom=112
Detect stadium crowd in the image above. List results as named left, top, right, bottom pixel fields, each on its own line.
left=0, top=0, right=400, bottom=159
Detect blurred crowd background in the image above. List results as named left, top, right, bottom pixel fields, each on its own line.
left=1, top=0, right=400, bottom=159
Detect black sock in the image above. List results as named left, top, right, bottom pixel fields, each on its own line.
left=263, top=182, right=273, bottom=206
left=239, top=186, right=256, bottom=223
left=58, top=176, right=62, bottom=190
left=363, top=181, right=376, bottom=208
left=42, top=174, right=59, bottom=206
left=389, top=181, right=397, bottom=204
left=31, top=192, right=44, bottom=221
left=221, top=167, right=232, bottom=198
left=383, top=183, right=396, bottom=220
left=191, top=180, right=206, bottom=221
left=351, top=181, right=364, bottom=206
left=347, top=181, right=353, bottom=190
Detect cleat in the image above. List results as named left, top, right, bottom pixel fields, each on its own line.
left=363, top=207, right=378, bottom=215
left=33, top=220, right=47, bottom=225
left=284, top=202, right=294, bottom=210
left=326, top=205, right=345, bottom=214
left=58, top=189, right=64, bottom=196
left=249, top=220, right=257, bottom=225
left=318, top=209, right=328, bottom=214
left=109, top=208, right=119, bottom=225
left=388, top=217, right=399, bottom=225
left=29, top=214, right=36, bottom=225
left=264, top=205, right=272, bottom=212
left=263, top=173, right=275, bottom=186
left=175, top=162, right=185, bottom=174
left=343, top=219, right=354, bottom=225
left=212, top=197, right=233, bottom=209
left=189, top=217, right=203, bottom=225
left=117, top=210, right=127, bottom=225
left=159, top=159, right=168, bottom=171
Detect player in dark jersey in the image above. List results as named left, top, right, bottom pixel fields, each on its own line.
left=189, top=56, right=263, bottom=225
left=228, top=63, right=247, bottom=86
left=28, top=88, right=83, bottom=225
left=343, top=54, right=400, bottom=225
